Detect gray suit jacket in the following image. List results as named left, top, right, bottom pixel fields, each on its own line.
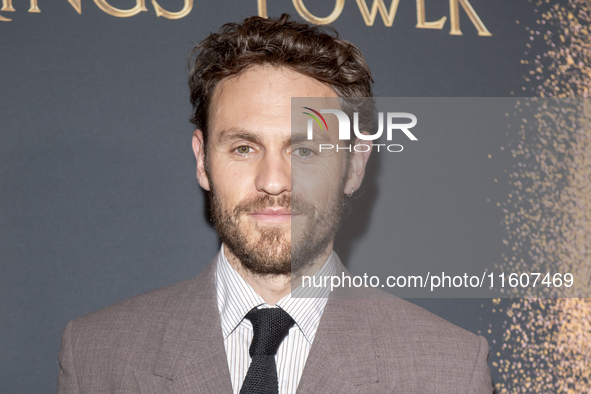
left=57, top=255, right=493, bottom=394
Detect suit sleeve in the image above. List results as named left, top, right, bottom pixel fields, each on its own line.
left=466, top=335, right=494, bottom=394
left=57, top=320, right=81, bottom=394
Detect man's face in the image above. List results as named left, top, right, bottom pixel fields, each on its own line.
left=192, top=65, right=367, bottom=276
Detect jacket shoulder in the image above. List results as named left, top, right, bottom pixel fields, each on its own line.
left=67, top=259, right=216, bottom=348
left=74, top=277, right=193, bottom=329
left=369, top=296, right=492, bottom=392
left=58, top=262, right=217, bottom=393
left=372, top=296, right=485, bottom=352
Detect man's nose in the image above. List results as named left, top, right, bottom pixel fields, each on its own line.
left=254, top=150, right=291, bottom=196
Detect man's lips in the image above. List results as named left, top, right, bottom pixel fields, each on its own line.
left=249, top=208, right=293, bottom=223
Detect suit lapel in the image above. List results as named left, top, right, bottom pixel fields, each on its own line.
left=295, top=298, right=371, bottom=394
left=135, top=257, right=233, bottom=394
left=296, top=258, right=397, bottom=394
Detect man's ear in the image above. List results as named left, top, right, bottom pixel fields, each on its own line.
left=344, top=136, right=372, bottom=195
left=192, top=129, right=210, bottom=191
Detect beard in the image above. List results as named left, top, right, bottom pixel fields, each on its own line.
left=208, top=183, right=349, bottom=277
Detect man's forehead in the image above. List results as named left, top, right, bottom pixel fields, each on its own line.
left=208, top=66, right=339, bottom=135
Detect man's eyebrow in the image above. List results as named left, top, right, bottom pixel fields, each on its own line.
left=216, top=128, right=264, bottom=145
left=290, top=132, right=333, bottom=145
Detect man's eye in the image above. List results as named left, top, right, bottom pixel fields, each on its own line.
left=295, top=147, right=313, bottom=157
left=235, top=146, right=252, bottom=154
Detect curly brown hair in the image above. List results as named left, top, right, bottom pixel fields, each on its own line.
left=188, top=13, right=374, bottom=146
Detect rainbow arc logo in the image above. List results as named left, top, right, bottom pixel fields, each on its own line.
left=302, top=107, right=328, bottom=131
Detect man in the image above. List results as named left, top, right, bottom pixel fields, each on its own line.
left=57, top=14, right=493, bottom=394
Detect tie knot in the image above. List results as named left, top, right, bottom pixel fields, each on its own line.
left=245, top=307, right=295, bottom=356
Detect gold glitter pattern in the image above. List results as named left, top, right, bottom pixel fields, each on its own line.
left=492, top=0, right=591, bottom=392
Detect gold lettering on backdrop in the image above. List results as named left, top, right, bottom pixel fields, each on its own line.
left=292, top=0, right=344, bottom=25
left=449, top=0, right=491, bottom=36
left=28, top=0, right=40, bottom=13
left=68, top=0, right=82, bottom=14
left=2, top=0, right=81, bottom=14
left=152, top=0, right=192, bottom=19
left=415, top=0, right=446, bottom=29
left=355, top=0, right=400, bottom=27
left=257, top=0, right=267, bottom=18
left=0, top=0, right=13, bottom=21
left=93, top=0, right=148, bottom=18
left=1, top=0, right=15, bottom=12
left=1, top=0, right=42, bottom=21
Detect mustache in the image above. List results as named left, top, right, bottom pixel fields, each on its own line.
left=232, top=194, right=315, bottom=217
left=233, top=194, right=290, bottom=216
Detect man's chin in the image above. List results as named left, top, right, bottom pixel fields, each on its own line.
left=220, top=225, right=289, bottom=274
left=228, top=245, right=292, bottom=277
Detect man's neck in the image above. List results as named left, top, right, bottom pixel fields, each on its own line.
left=223, top=244, right=333, bottom=306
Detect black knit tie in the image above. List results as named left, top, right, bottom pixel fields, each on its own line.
left=239, top=307, right=296, bottom=394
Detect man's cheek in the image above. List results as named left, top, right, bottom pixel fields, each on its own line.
left=294, top=170, right=343, bottom=195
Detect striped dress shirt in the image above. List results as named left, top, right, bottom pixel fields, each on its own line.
left=214, top=245, right=336, bottom=394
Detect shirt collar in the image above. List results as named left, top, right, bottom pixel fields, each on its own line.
left=214, top=244, right=336, bottom=344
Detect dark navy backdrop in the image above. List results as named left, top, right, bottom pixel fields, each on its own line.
left=1, top=0, right=537, bottom=391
